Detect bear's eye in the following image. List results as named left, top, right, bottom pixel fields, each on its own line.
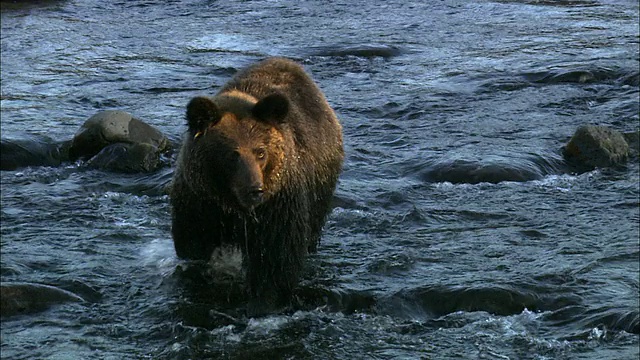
left=255, top=148, right=267, bottom=160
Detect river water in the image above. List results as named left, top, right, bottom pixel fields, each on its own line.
left=1, top=0, right=638, bottom=359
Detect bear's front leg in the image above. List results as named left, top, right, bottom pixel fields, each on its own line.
left=171, top=191, right=216, bottom=261
left=243, top=230, right=307, bottom=314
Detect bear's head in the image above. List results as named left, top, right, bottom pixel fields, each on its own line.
left=181, top=92, right=290, bottom=212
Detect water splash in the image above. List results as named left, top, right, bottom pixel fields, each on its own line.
left=140, top=238, right=177, bottom=277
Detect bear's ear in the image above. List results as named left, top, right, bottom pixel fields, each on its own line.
left=186, top=96, right=220, bottom=130
left=252, top=93, right=289, bottom=124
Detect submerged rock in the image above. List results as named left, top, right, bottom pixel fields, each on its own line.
left=69, top=110, right=170, bottom=162
left=416, top=153, right=565, bottom=185
left=422, top=160, right=544, bottom=184
left=1, top=283, right=85, bottom=318
left=308, top=44, right=402, bottom=59
left=0, top=136, right=70, bottom=171
left=522, top=66, right=620, bottom=85
left=620, top=70, right=639, bottom=87
left=563, top=125, right=630, bottom=170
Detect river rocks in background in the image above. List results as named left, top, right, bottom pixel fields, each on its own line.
left=1, top=283, right=85, bottom=318
left=1, top=111, right=172, bottom=173
left=0, top=136, right=71, bottom=171
left=380, top=285, right=582, bottom=320
left=68, top=110, right=171, bottom=173
left=523, top=66, right=619, bottom=85
left=563, top=125, right=630, bottom=170
left=422, top=160, right=544, bottom=184
left=69, top=110, right=170, bottom=161
left=86, top=142, right=163, bottom=173
left=307, top=44, right=402, bottom=59
left=415, top=154, right=569, bottom=185
left=620, top=70, right=639, bottom=87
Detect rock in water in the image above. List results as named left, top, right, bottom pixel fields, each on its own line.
left=308, top=44, right=402, bottom=59
left=68, top=110, right=171, bottom=172
left=1, top=283, right=85, bottom=318
left=563, top=125, right=630, bottom=170
left=86, top=142, right=163, bottom=173
left=0, top=136, right=70, bottom=171
left=69, top=110, right=170, bottom=162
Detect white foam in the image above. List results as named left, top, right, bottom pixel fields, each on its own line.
left=532, top=174, right=578, bottom=189
left=209, top=324, right=241, bottom=343
left=207, top=245, right=244, bottom=280
left=140, top=238, right=178, bottom=277
left=588, top=325, right=607, bottom=340
left=246, top=315, right=290, bottom=335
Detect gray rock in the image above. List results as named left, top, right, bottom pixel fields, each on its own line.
left=422, top=160, right=543, bottom=184
left=1, top=283, right=85, bottom=318
left=69, top=110, right=170, bottom=161
left=1, top=136, right=70, bottom=171
left=563, top=125, right=630, bottom=170
left=307, top=44, right=402, bottom=59
left=86, top=142, right=162, bottom=173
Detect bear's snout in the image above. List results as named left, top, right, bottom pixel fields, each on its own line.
left=231, top=151, right=266, bottom=210
left=233, top=183, right=265, bottom=210
left=247, top=185, right=265, bottom=205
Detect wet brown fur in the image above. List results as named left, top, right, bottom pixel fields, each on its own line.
left=170, top=58, right=344, bottom=308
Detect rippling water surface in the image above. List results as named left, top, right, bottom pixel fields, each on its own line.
left=1, top=0, right=638, bottom=359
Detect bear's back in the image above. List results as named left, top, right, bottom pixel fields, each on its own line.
left=221, top=58, right=339, bottom=131
left=223, top=57, right=320, bottom=99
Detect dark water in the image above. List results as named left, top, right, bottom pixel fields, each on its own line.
left=1, top=0, right=639, bottom=359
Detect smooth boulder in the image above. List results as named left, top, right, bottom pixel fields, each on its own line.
left=68, top=110, right=171, bottom=172
left=563, top=125, right=630, bottom=170
left=69, top=110, right=170, bottom=162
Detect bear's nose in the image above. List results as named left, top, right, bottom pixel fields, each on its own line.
left=245, top=185, right=264, bottom=205
left=249, top=186, right=264, bottom=199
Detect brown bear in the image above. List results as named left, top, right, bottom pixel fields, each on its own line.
left=170, top=57, right=344, bottom=308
